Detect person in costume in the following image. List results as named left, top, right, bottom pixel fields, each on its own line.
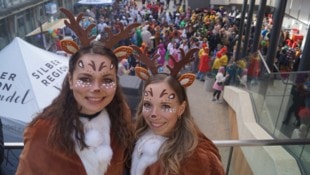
left=219, top=46, right=228, bottom=68
left=211, top=51, right=223, bottom=76
left=16, top=42, right=134, bottom=175
left=196, top=45, right=211, bottom=81
left=212, top=66, right=229, bottom=103
left=156, top=43, right=167, bottom=67
left=135, top=27, right=143, bottom=47
left=131, top=73, right=225, bottom=175
left=168, top=42, right=180, bottom=68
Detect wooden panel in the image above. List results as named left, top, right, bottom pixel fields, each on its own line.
left=228, top=107, right=239, bottom=139
left=232, top=148, right=254, bottom=175
left=228, top=106, right=253, bottom=175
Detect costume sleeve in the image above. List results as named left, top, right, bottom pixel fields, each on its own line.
left=180, top=134, right=225, bottom=175
left=16, top=119, right=85, bottom=175
left=16, top=120, right=48, bottom=174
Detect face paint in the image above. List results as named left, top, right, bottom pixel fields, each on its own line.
left=69, top=54, right=117, bottom=115
left=142, top=82, right=184, bottom=136
left=74, top=59, right=117, bottom=90
left=74, top=79, right=116, bottom=89
left=143, top=87, right=177, bottom=114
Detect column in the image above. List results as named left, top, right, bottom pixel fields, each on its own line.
left=265, top=0, right=287, bottom=71
left=235, top=0, right=248, bottom=60
left=242, top=0, right=255, bottom=57
left=251, top=0, right=267, bottom=53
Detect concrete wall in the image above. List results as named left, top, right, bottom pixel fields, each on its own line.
left=223, top=86, right=301, bottom=175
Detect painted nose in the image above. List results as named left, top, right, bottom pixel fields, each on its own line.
left=91, top=81, right=101, bottom=92
left=149, top=107, right=159, bottom=119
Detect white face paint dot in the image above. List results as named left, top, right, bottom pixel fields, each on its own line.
left=168, top=94, right=175, bottom=99
left=161, top=107, right=176, bottom=113
left=75, top=80, right=92, bottom=88
left=143, top=106, right=152, bottom=113
left=101, top=82, right=116, bottom=89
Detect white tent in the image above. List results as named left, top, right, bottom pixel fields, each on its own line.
left=0, top=37, right=68, bottom=173
left=0, top=37, right=68, bottom=124
left=77, top=0, right=114, bottom=5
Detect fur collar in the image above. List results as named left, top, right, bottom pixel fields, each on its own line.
left=75, top=109, right=112, bottom=175
left=131, top=130, right=167, bottom=175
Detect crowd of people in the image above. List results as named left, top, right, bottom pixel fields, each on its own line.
left=53, top=0, right=305, bottom=91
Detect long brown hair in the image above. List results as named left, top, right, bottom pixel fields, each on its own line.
left=29, top=41, right=134, bottom=154
left=134, top=73, right=199, bottom=175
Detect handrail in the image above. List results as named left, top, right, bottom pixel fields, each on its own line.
left=4, top=142, right=24, bottom=149
left=213, top=139, right=310, bottom=147
left=4, top=139, right=310, bottom=175
left=5, top=139, right=310, bottom=149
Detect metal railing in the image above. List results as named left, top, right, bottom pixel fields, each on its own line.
left=4, top=139, right=310, bottom=175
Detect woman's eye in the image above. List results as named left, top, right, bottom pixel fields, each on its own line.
left=80, top=77, right=91, bottom=83
left=143, top=102, right=151, bottom=109
left=162, top=104, right=171, bottom=110
left=102, top=78, right=113, bottom=84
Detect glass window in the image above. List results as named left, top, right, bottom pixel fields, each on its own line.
left=0, top=19, right=9, bottom=50
left=16, top=15, right=26, bottom=36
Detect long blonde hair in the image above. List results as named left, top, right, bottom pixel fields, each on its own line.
left=134, top=74, right=199, bottom=174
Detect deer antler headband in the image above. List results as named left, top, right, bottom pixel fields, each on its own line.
left=59, top=8, right=140, bottom=61
left=130, top=45, right=199, bottom=87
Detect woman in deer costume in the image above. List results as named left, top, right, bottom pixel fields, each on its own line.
left=130, top=46, right=225, bottom=175
left=16, top=8, right=141, bottom=175
left=16, top=42, right=134, bottom=175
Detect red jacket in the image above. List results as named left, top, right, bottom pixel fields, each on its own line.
left=198, top=53, right=211, bottom=72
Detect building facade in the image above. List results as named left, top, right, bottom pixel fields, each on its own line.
left=0, top=0, right=76, bottom=50
left=0, top=0, right=309, bottom=50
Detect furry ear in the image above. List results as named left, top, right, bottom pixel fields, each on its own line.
left=135, top=66, right=151, bottom=81
left=113, top=46, right=133, bottom=61
left=60, top=39, right=79, bottom=55
left=178, top=73, right=196, bottom=87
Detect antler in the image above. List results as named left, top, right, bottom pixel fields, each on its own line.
left=100, top=23, right=140, bottom=49
left=130, top=45, right=160, bottom=75
left=60, top=8, right=96, bottom=47
left=167, top=48, right=199, bottom=77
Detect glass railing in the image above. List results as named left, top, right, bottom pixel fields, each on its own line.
left=215, top=139, right=310, bottom=175
left=236, top=50, right=310, bottom=175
